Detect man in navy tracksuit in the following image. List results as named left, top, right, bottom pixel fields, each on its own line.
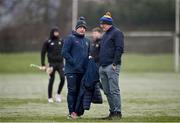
left=99, top=12, right=124, bottom=119
left=62, top=17, right=90, bottom=119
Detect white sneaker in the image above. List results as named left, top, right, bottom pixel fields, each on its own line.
left=55, top=94, right=62, bottom=103
left=48, top=98, right=54, bottom=103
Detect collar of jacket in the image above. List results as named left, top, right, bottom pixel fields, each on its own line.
left=94, top=38, right=101, bottom=43
left=48, top=38, right=60, bottom=42
left=106, top=25, right=114, bottom=33
left=72, top=30, right=85, bottom=38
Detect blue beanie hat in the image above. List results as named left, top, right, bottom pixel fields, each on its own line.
left=76, top=16, right=87, bottom=30
left=100, top=12, right=113, bottom=25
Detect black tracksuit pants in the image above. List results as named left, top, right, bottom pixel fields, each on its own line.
left=48, top=63, right=65, bottom=98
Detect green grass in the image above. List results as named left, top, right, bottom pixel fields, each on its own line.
left=0, top=53, right=40, bottom=74
left=0, top=52, right=179, bottom=73
left=122, top=54, right=176, bottom=72
left=0, top=53, right=180, bottom=122
left=0, top=73, right=180, bottom=122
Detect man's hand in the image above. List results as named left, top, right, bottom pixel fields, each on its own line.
left=46, top=67, right=53, bottom=75
left=40, top=66, right=53, bottom=74
left=112, top=64, right=116, bottom=70
left=40, top=66, right=46, bottom=71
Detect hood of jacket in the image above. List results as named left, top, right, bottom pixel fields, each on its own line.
left=49, top=27, right=59, bottom=40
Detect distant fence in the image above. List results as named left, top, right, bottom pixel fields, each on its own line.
left=86, top=31, right=174, bottom=54
left=0, top=31, right=174, bottom=54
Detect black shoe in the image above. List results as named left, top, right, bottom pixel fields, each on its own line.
left=112, top=111, right=122, bottom=119
left=102, top=112, right=114, bottom=120
left=103, top=112, right=122, bottom=120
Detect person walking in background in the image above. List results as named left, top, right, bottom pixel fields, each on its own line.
left=90, top=27, right=103, bottom=90
left=90, top=27, right=102, bottom=66
left=99, top=12, right=124, bottom=119
left=62, top=17, right=90, bottom=119
left=41, top=27, right=65, bottom=103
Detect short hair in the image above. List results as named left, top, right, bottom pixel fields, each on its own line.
left=92, top=27, right=102, bottom=33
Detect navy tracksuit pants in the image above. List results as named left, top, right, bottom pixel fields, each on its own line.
left=66, top=73, right=84, bottom=114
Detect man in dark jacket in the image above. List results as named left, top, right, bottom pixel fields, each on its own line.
left=90, top=27, right=102, bottom=65
left=99, top=12, right=124, bottom=119
left=62, top=17, right=90, bottom=119
left=41, top=27, right=65, bottom=103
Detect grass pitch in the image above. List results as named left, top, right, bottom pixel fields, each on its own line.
left=0, top=53, right=179, bottom=122
left=0, top=73, right=180, bottom=122
left=0, top=53, right=178, bottom=73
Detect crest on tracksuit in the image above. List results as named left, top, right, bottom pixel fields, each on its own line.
left=58, top=41, right=62, bottom=45
left=85, top=41, right=89, bottom=46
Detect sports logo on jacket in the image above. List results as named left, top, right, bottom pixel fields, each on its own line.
left=96, top=44, right=99, bottom=48
left=50, top=42, right=54, bottom=45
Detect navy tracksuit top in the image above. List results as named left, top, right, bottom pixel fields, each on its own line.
left=62, top=31, right=90, bottom=74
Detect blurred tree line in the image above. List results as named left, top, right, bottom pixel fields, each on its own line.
left=79, top=0, right=174, bottom=31
left=0, top=0, right=72, bottom=52
left=0, top=0, right=175, bottom=52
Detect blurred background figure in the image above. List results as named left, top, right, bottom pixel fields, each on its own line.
left=90, top=27, right=102, bottom=66
left=41, top=27, right=65, bottom=103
